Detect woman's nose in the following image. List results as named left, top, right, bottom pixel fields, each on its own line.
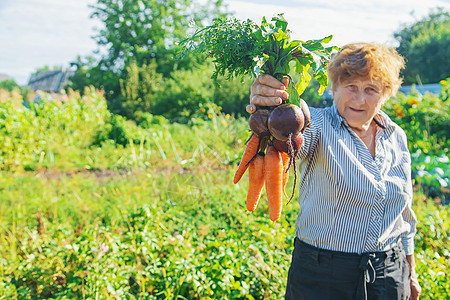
left=353, top=90, right=365, bottom=103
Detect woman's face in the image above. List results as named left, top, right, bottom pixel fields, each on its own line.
left=333, top=79, right=387, bottom=131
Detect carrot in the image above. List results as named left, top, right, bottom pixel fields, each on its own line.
left=233, top=134, right=260, bottom=184
left=280, top=151, right=291, bottom=198
left=246, top=153, right=265, bottom=212
left=264, top=145, right=284, bottom=222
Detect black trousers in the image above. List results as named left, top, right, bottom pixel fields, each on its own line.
left=285, top=238, right=411, bottom=300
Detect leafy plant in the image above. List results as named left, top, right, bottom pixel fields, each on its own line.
left=411, top=150, right=449, bottom=202
left=0, top=88, right=448, bottom=298
left=120, top=60, right=163, bottom=119
left=384, top=79, right=449, bottom=156
left=394, top=8, right=450, bottom=85
left=178, top=13, right=338, bottom=106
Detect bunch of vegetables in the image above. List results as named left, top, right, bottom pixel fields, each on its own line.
left=178, top=14, right=337, bottom=221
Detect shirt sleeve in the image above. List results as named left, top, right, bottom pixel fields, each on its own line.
left=401, top=186, right=417, bottom=256
left=398, top=130, right=418, bottom=256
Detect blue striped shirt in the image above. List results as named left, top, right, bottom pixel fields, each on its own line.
left=296, top=103, right=417, bottom=255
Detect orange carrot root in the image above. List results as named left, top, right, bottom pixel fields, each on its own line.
left=264, top=145, right=283, bottom=222
left=246, top=153, right=265, bottom=212
left=233, top=134, right=260, bottom=184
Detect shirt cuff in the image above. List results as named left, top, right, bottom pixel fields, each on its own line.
left=401, top=237, right=415, bottom=256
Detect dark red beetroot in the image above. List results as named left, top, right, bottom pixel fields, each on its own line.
left=300, top=99, right=311, bottom=133
left=272, top=133, right=304, bottom=155
left=268, top=103, right=309, bottom=205
left=268, top=104, right=304, bottom=142
left=249, top=108, right=271, bottom=137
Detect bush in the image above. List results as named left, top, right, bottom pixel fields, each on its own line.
left=0, top=88, right=110, bottom=171
left=120, top=60, right=163, bottom=120
left=384, top=79, right=449, bottom=155
left=134, top=111, right=169, bottom=128
left=153, top=64, right=216, bottom=123
left=93, top=114, right=144, bottom=147
left=213, top=75, right=253, bottom=117
left=153, top=62, right=253, bottom=122
left=0, top=79, right=19, bottom=91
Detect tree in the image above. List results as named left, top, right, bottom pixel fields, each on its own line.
left=394, top=8, right=450, bottom=85
left=69, top=0, right=226, bottom=115
left=0, top=79, right=19, bottom=92
left=120, top=60, right=163, bottom=119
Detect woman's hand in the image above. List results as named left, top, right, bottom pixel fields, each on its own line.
left=406, top=254, right=421, bottom=299
left=410, top=272, right=421, bottom=300
left=246, top=74, right=289, bottom=114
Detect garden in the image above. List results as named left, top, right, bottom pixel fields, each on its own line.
left=0, top=78, right=448, bottom=298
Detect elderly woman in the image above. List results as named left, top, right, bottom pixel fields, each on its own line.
left=247, top=43, right=421, bottom=300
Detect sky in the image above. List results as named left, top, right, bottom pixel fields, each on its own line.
left=0, top=0, right=449, bottom=85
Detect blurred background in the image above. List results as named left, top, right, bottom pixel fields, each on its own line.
left=0, top=0, right=448, bottom=299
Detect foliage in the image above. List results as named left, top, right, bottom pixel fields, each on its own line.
left=94, top=114, right=143, bottom=147
left=0, top=79, right=19, bottom=92
left=178, top=17, right=264, bottom=82
left=213, top=74, right=254, bottom=117
left=69, top=56, right=106, bottom=92
left=152, top=63, right=215, bottom=122
left=0, top=90, right=448, bottom=298
left=0, top=157, right=447, bottom=299
left=394, top=8, right=450, bottom=85
left=0, top=88, right=111, bottom=171
left=411, top=150, right=449, bottom=202
left=0, top=87, right=23, bottom=108
left=384, top=79, right=449, bottom=156
left=178, top=13, right=338, bottom=106
left=414, top=202, right=450, bottom=299
left=0, top=170, right=294, bottom=299
left=383, top=78, right=450, bottom=204
left=0, top=88, right=248, bottom=171
left=120, top=60, right=163, bottom=119
left=90, top=0, right=225, bottom=77
left=151, top=62, right=253, bottom=122
left=67, top=0, right=227, bottom=117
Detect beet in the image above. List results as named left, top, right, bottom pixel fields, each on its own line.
left=249, top=108, right=271, bottom=137
left=272, top=133, right=304, bottom=155
left=268, top=104, right=304, bottom=142
left=300, top=99, right=311, bottom=133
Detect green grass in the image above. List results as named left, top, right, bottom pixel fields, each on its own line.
left=0, top=166, right=298, bottom=299
left=0, top=165, right=448, bottom=299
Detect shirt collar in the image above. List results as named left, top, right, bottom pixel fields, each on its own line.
left=330, top=103, right=344, bottom=129
left=330, top=102, right=394, bottom=131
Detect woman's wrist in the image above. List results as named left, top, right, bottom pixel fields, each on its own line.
left=406, top=254, right=417, bottom=274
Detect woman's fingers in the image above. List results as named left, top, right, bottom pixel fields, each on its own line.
left=251, top=74, right=287, bottom=93
left=252, top=83, right=289, bottom=99
left=247, top=74, right=290, bottom=114
left=258, top=74, right=286, bottom=88
left=250, top=94, right=284, bottom=106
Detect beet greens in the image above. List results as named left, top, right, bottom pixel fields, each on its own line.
left=177, top=13, right=339, bottom=106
